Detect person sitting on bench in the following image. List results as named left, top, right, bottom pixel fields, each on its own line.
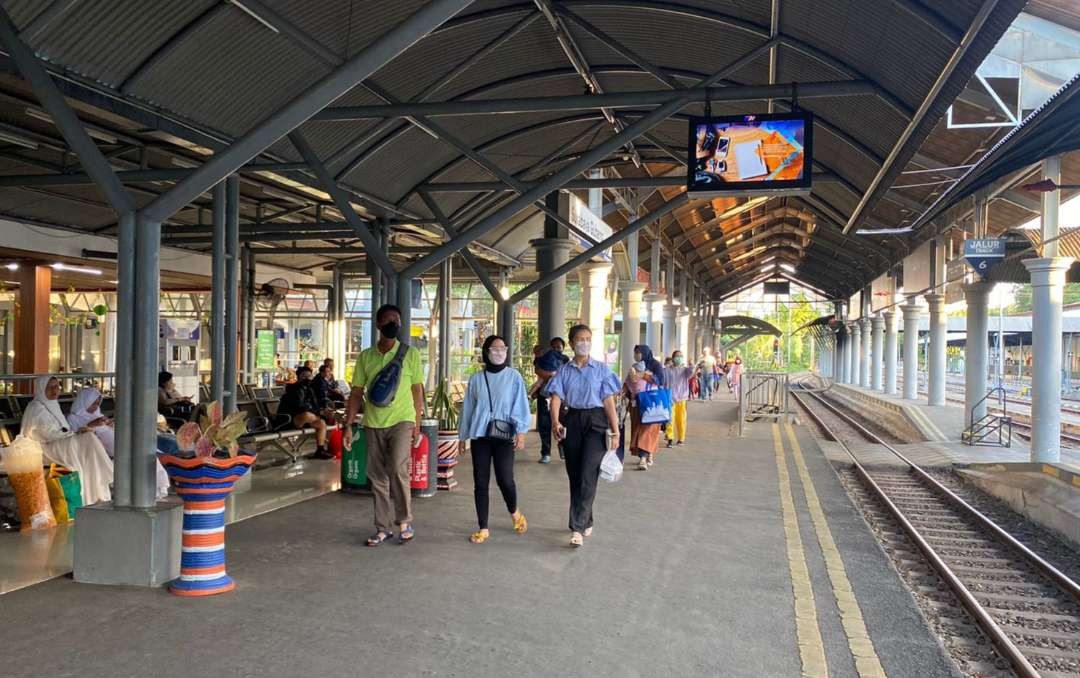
left=277, top=365, right=333, bottom=459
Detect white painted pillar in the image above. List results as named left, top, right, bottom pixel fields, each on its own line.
left=963, top=281, right=993, bottom=424
left=925, top=293, right=947, bottom=407
left=620, top=282, right=646, bottom=374
left=871, top=314, right=884, bottom=391
left=1024, top=257, right=1073, bottom=462
left=578, top=262, right=612, bottom=362
left=644, top=293, right=664, bottom=353
left=662, top=303, right=678, bottom=359
left=859, top=317, right=871, bottom=388
left=883, top=310, right=898, bottom=395
left=677, top=309, right=690, bottom=358
left=849, top=322, right=860, bottom=386
left=901, top=301, right=921, bottom=400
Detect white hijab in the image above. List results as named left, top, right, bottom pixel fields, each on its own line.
left=67, top=387, right=102, bottom=430
left=21, top=376, right=72, bottom=442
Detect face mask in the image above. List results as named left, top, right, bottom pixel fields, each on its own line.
left=674, top=357, right=684, bottom=366
left=379, top=322, right=400, bottom=339
left=488, top=349, right=507, bottom=365
left=573, top=341, right=591, bottom=357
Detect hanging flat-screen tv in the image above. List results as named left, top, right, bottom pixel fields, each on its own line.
left=687, top=111, right=813, bottom=197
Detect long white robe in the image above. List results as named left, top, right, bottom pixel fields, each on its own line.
left=67, top=388, right=115, bottom=457
left=21, top=379, right=112, bottom=506
left=67, top=387, right=170, bottom=500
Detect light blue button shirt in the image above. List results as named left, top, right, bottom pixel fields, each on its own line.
left=458, top=368, right=532, bottom=441
left=547, top=358, right=622, bottom=409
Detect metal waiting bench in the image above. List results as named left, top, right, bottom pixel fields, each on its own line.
left=236, top=398, right=341, bottom=464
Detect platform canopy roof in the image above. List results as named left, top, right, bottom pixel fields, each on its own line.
left=0, top=0, right=1037, bottom=298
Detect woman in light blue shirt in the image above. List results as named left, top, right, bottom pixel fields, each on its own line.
left=459, top=335, right=532, bottom=544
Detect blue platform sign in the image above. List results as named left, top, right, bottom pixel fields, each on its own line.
left=964, top=238, right=1005, bottom=279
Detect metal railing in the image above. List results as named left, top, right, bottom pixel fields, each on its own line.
left=738, top=371, right=790, bottom=435
left=963, top=386, right=1012, bottom=447
left=0, top=372, right=117, bottom=394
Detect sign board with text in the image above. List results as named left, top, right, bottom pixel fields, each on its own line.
left=964, top=238, right=1005, bottom=279
left=255, top=329, right=276, bottom=370
left=565, top=193, right=612, bottom=262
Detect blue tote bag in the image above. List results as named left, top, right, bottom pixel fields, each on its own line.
left=638, top=386, right=672, bottom=425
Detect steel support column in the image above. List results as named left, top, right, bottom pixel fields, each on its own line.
left=437, top=258, right=452, bottom=383
left=533, top=239, right=572, bottom=344
left=132, top=215, right=161, bottom=508
left=210, top=183, right=226, bottom=405
left=224, top=176, right=240, bottom=412
left=244, top=247, right=257, bottom=381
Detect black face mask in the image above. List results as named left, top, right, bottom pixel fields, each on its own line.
left=379, top=322, right=400, bottom=339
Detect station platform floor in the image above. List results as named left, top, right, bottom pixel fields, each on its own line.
left=0, top=396, right=955, bottom=678
left=0, top=458, right=341, bottom=595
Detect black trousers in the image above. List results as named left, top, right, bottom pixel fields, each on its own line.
left=471, top=437, right=518, bottom=530
left=535, top=394, right=552, bottom=457
left=562, top=407, right=608, bottom=532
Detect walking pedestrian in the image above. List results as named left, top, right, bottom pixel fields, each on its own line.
left=548, top=325, right=621, bottom=548
left=625, top=344, right=664, bottom=470
left=532, top=337, right=568, bottom=464
left=458, top=335, right=531, bottom=544
left=663, top=350, right=695, bottom=446
left=343, top=304, right=425, bottom=547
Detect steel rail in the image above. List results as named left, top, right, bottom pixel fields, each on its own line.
left=790, top=387, right=1080, bottom=678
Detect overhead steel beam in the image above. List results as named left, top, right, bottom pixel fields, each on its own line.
left=534, top=0, right=643, bottom=167
left=556, top=6, right=681, bottom=90
left=401, top=40, right=778, bottom=279
left=141, top=0, right=474, bottom=223
left=327, top=10, right=539, bottom=176
left=164, top=230, right=359, bottom=245
left=843, top=0, right=1004, bottom=233
left=418, top=190, right=502, bottom=301
left=0, top=8, right=133, bottom=213
left=0, top=162, right=311, bottom=187
left=289, top=131, right=396, bottom=275
left=509, top=193, right=688, bottom=303
left=315, top=80, right=876, bottom=120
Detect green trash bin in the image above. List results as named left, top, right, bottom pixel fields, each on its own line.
left=341, top=423, right=369, bottom=493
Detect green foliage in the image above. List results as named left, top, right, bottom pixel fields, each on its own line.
left=429, top=379, right=460, bottom=431
left=1008, top=283, right=1080, bottom=314
left=736, top=293, right=824, bottom=372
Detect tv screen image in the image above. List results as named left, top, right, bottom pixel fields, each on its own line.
left=687, top=112, right=813, bottom=197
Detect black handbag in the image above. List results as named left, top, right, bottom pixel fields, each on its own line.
left=482, top=371, right=516, bottom=442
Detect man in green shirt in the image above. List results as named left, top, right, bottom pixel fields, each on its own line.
left=344, top=304, right=425, bottom=546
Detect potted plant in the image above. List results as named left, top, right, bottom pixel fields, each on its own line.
left=429, top=379, right=463, bottom=491
left=158, top=402, right=255, bottom=597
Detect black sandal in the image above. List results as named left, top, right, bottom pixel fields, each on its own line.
left=366, top=530, right=393, bottom=547
left=397, top=524, right=415, bottom=544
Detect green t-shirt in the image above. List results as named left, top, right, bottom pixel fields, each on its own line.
left=351, top=340, right=423, bottom=429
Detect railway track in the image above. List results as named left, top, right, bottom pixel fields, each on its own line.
left=791, top=386, right=1080, bottom=677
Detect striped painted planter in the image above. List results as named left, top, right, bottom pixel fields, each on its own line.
left=159, top=452, right=257, bottom=597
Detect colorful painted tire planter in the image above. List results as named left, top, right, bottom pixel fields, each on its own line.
left=159, top=452, right=256, bottom=597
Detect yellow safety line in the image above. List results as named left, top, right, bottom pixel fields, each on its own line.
left=785, top=424, right=886, bottom=678
left=772, top=424, right=829, bottom=678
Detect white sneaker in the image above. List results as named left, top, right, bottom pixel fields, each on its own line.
left=638, top=457, right=648, bottom=470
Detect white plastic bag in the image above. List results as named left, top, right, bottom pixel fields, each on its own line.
left=599, top=449, right=623, bottom=483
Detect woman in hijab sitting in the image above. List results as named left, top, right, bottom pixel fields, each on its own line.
left=20, top=376, right=113, bottom=505
left=624, top=344, right=665, bottom=471
left=67, top=387, right=114, bottom=456
left=67, top=386, right=171, bottom=498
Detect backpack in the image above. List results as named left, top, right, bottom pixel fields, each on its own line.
left=367, top=342, right=410, bottom=408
